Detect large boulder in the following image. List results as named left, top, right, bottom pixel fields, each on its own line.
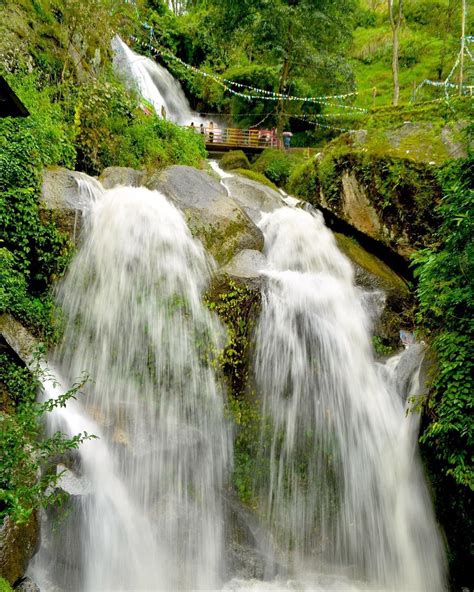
left=222, top=175, right=283, bottom=224
left=334, top=234, right=413, bottom=348
left=0, top=514, right=39, bottom=586
left=98, top=167, right=145, bottom=189
left=147, top=166, right=264, bottom=264
left=0, top=314, right=39, bottom=366
left=40, top=167, right=103, bottom=242
left=220, top=250, right=267, bottom=290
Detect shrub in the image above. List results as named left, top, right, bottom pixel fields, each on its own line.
left=232, top=168, right=279, bottom=191
left=413, top=157, right=473, bottom=588
left=0, top=351, right=93, bottom=523
left=220, top=150, right=250, bottom=171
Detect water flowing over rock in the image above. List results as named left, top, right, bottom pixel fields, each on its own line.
left=220, top=250, right=267, bottom=289
left=30, top=186, right=231, bottom=591
left=148, top=165, right=264, bottom=264
left=222, top=175, right=283, bottom=224
left=112, top=37, right=198, bottom=125
left=253, top=205, right=445, bottom=591
left=40, top=167, right=103, bottom=242
left=98, top=166, right=145, bottom=189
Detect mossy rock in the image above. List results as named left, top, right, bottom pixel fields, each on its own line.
left=335, top=233, right=414, bottom=348
left=232, top=169, right=278, bottom=191
left=289, top=138, right=443, bottom=259
left=220, top=150, right=250, bottom=171
left=147, top=165, right=264, bottom=264
left=0, top=514, right=39, bottom=586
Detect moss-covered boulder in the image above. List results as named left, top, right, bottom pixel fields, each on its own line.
left=0, top=514, right=39, bottom=586
left=40, top=167, right=103, bottom=242
left=334, top=233, right=413, bottom=349
left=222, top=174, right=283, bottom=224
left=289, top=136, right=443, bottom=259
left=98, top=167, right=145, bottom=189
left=220, top=150, right=250, bottom=171
left=147, top=165, right=264, bottom=264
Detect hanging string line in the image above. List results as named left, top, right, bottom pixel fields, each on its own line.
left=130, top=34, right=367, bottom=111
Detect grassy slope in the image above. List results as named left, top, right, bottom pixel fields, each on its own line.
left=351, top=0, right=473, bottom=109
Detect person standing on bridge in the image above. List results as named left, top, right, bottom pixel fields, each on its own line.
left=208, top=121, right=214, bottom=143
left=282, top=130, right=293, bottom=150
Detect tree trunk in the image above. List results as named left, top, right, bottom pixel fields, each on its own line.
left=276, top=53, right=291, bottom=144
left=388, top=0, right=403, bottom=106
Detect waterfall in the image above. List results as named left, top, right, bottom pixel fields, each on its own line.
left=31, top=185, right=230, bottom=591
left=112, top=37, right=198, bottom=125
left=253, top=206, right=445, bottom=591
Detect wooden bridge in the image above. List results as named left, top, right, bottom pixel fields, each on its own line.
left=188, top=126, right=278, bottom=153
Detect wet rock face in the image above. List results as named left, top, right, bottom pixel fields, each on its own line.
left=222, top=175, right=283, bottom=224
left=40, top=167, right=103, bottom=242
left=13, top=576, right=40, bottom=592
left=147, top=165, right=264, bottom=264
left=99, top=166, right=145, bottom=189
left=0, top=514, right=39, bottom=586
left=220, top=250, right=267, bottom=289
left=341, top=172, right=382, bottom=238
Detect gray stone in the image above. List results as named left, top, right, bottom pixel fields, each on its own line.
left=0, top=314, right=40, bottom=366
left=99, top=167, right=145, bottom=189
left=147, top=166, right=264, bottom=264
left=222, top=174, right=283, bottom=224
left=14, top=576, right=40, bottom=592
left=40, top=167, right=103, bottom=242
left=341, top=171, right=383, bottom=239
left=0, top=514, right=39, bottom=586
left=220, top=250, right=267, bottom=288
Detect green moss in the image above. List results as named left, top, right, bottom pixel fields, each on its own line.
left=205, top=277, right=263, bottom=505
left=187, top=213, right=257, bottom=265
left=335, top=233, right=409, bottom=296
left=220, top=150, right=250, bottom=171
left=233, top=168, right=279, bottom=190
left=0, top=577, right=14, bottom=592
left=252, top=148, right=309, bottom=188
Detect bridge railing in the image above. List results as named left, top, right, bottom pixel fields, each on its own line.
left=187, top=126, right=278, bottom=148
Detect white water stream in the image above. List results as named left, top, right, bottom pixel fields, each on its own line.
left=28, top=49, right=446, bottom=590
left=31, top=185, right=230, bottom=591
left=112, top=37, right=212, bottom=127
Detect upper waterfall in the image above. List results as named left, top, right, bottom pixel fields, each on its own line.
left=112, top=36, right=197, bottom=125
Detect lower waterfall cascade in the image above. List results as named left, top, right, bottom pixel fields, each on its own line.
left=28, top=166, right=447, bottom=592
left=30, top=185, right=230, bottom=591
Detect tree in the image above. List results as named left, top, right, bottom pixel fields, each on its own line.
left=387, top=0, right=403, bottom=105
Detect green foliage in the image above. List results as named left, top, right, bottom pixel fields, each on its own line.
left=351, top=0, right=473, bottom=108
left=205, top=278, right=263, bottom=505
left=413, top=159, right=474, bottom=487
left=0, top=577, right=13, bottom=592
left=252, top=148, right=308, bottom=188
left=71, top=76, right=206, bottom=174
left=0, top=351, right=93, bottom=523
left=372, top=335, right=394, bottom=357
left=205, top=278, right=260, bottom=397
left=226, top=396, right=262, bottom=506
left=0, top=75, right=74, bottom=337
left=412, top=157, right=473, bottom=587
left=142, top=0, right=356, bottom=129
left=220, top=150, right=250, bottom=171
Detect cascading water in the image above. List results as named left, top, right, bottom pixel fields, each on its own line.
left=252, top=205, right=445, bottom=591
left=31, top=185, right=230, bottom=591
left=112, top=37, right=199, bottom=125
